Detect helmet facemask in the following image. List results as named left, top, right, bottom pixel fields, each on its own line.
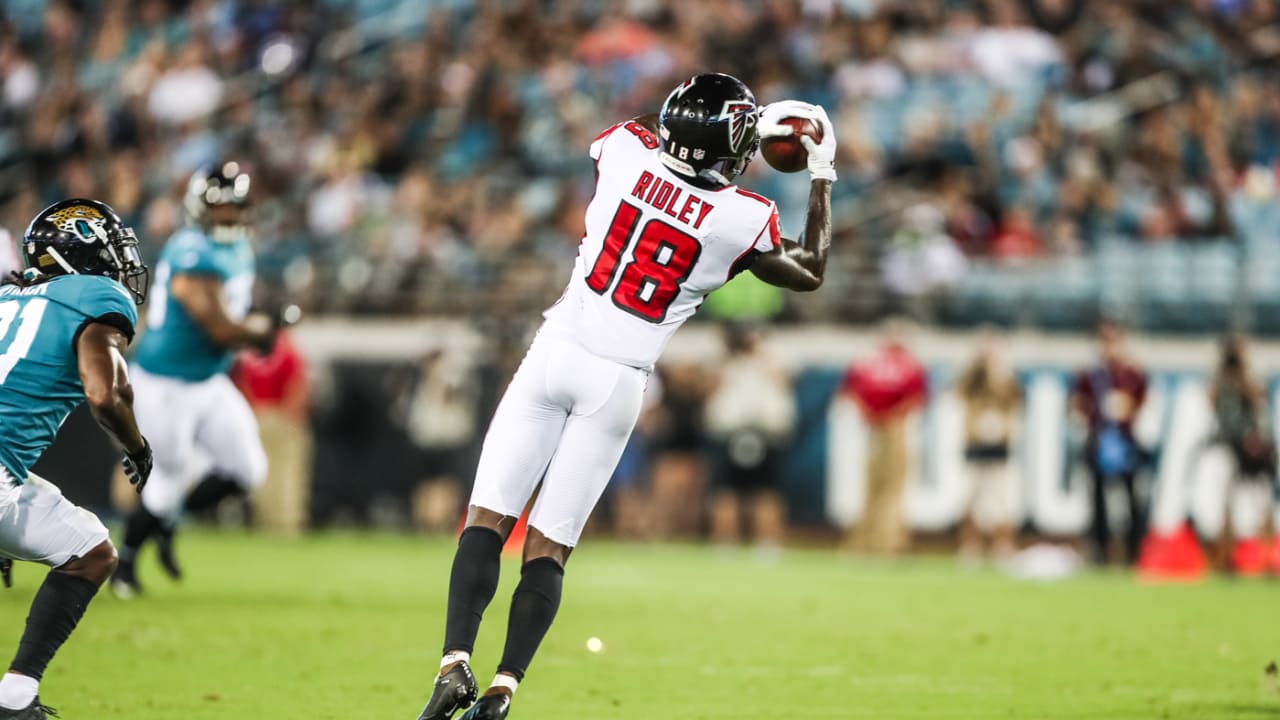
left=205, top=203, right=252, bottom=245
left=106, top=226, right=150, bottom=304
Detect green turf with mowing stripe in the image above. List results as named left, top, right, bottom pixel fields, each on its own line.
left=1, top=532, right=1275, bottom=719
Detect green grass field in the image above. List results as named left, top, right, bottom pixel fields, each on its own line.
left=1, top=531, right=1277, bottom=719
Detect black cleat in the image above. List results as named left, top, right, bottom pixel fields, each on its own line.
left=458, top=693, right=510, bottom=720
left=416, top=660, right=478, bottom=720
left=109, top=558, right=142, bottom=599
left=0, top=697, right=59, bottom=718
left=155, top=527, right=182, bottom=581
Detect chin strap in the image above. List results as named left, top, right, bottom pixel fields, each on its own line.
left=43, top=247, right=78, bottom=277
left=698, top=168, right=731, bottom=187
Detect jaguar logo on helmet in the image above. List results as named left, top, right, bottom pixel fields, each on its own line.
left=45, top=205, right=109, bottom=244
left=719, top=101, right=757, bottom=154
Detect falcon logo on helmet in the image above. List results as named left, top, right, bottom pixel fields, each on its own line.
left=720, top=101, right=757, bottom=153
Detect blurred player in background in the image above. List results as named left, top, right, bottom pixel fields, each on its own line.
left=0, top=199, right=152, bottom=719
left=112, top=163, right=292, bottom=597
left=414, top=72, right=837, bottom=720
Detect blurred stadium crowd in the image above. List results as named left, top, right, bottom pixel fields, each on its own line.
left=3, top=0, right=1280, bottom=330
left=5, top=0, right=1276, bottom=573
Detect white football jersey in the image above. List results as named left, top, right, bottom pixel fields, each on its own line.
left=543, top=120, right=781, bottom=368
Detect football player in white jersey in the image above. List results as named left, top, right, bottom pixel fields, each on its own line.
left=413, top=73, right=836, bottom=720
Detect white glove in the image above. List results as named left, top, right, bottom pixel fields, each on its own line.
left=758, top=100, right=817, bottom=139
left=757, top=101, right=837, bottom=182
left=801, top=104, right=837, bottom=183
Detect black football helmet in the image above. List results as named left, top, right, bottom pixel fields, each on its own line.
left=185, top=161, right=251, bottom=243
left=658, top=73, right=760, bottom=188
left=22, top=198, right=149, bottom=304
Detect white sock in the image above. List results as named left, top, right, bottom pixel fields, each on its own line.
left=0, top=672, right=38, bottom=710
left=441, top=650, right=470, bottom=670
left=490, top=674, right=518, bottom=695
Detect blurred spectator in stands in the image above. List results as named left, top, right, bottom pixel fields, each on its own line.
left=705, top=323, right=795, bottom=556
left=404, top=347, right=480, bottom=534
left=1, top=0, right=1275, bottom=324
left=146, top=40, right=223, bottom=125
left=231, top=331, right=310, bottom=534
left=880, top=203, right=967, bottom=320
left=939, top=170, right=995, bottom=256
left=843, top=320, right=928, bottom=554
left=968, top=0, right=1064, bottom=88
left=609, top=373, right=664, bottom=541
left=1207, top=333, right=1276, bottom=572
left=1070, top=320, right=1148, bottom=565
left=990, top=206, right=1041, bottom=263
left=956, top=331, right=1022, bottom=564
left=650, top=362, right=710, bottom=539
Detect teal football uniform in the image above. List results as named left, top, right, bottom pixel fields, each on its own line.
left=0, top=274, right=138, bottom=483
left=133, top=227, right=255, bottom=382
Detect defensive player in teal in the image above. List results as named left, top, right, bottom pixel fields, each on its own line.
left=0, top=198, right=152, bottom=719
left=113, top=162, right=294, bottom=597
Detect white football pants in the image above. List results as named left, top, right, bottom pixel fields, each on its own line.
left=469, top=327, right=648, bottom=547
left=0, top=471, right=109, bottom=567
left=130, top=366, right=268, bottom=520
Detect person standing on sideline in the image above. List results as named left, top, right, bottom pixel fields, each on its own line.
left=955, top=332, right=1022, bottom=564
left=1207, top=334, right=1276, bottom=571
left=842, top=321, right=928, bottom=554
left=705, top=323, right=795, bottom=556
left=230, top=329, right=311, bottom=534
left=1070, top=320, right=1148, bottom=565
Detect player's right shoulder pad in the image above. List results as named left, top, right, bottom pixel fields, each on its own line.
left=589, top=122, right=626, bottom=162
left=71, top=274, right=138, bottom=331
left=165, top=228, right=221, bottom=275
left=590, top=120, right=659, bottom=164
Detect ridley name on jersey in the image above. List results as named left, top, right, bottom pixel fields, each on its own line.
left=542, top=120, right=780, bottom=369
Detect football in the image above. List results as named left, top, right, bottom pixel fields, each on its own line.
left=760, top=116, right=823, bottom=173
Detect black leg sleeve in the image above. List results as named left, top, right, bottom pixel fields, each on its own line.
left=443, top=527, right=505, bottom=655
left=496, top=557, right=565, bottom=682
left=183, top=474, right=245, bottom=514
left=120, top=505, right=165, bottom=558
left=10, top=571, right=100, bottom=680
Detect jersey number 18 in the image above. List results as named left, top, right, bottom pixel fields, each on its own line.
left=585, top=201, right=701, bottom=323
